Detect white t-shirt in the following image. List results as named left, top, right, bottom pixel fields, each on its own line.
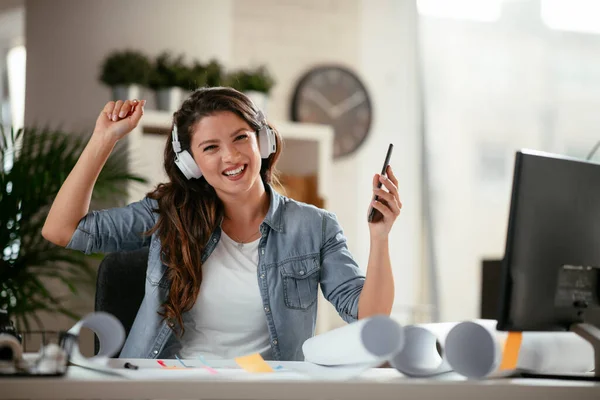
left=178, top=231, right=271, bottom=360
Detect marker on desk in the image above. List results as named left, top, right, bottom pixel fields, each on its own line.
left=124, top=362, right=139, bottom=370
left=157, top=360, right=168, bottom=368
left=196, top=355, right=219, bottom=375
left=175, top=355, right=189, bottom=368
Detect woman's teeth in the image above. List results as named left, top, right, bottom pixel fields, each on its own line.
left=224, top=165, right=245, bottom=176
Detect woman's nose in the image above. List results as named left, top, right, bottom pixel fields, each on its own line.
left=222, top=145, right=241, bottom=162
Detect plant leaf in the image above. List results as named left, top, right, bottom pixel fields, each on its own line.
left=1, top=125, right=147, bottom=323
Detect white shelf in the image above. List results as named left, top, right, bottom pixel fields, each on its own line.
left=127, top=110, right=334, bottom=206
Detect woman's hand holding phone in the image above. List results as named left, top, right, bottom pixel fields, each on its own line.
left=367, top=145, right=402, bottom=240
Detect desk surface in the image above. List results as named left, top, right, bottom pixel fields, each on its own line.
left=2, top=362, right=599, bottom=400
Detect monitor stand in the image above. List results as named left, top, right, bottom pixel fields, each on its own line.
left=518, top=323, right=600, bottom=381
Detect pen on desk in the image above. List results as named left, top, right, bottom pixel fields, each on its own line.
left=124, top=362, right=139, bottom=370
left=157, top=360, right=168, bottom=368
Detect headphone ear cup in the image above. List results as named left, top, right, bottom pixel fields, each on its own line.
left=175, top=150, right=202, bottom=179
left=258, top=125, right=276, bottom=159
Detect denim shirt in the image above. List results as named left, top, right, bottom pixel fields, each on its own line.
left=66, top=186, right=365, bottom=361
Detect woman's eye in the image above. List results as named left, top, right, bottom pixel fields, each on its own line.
left=203, top=145, right=217, bottom=152
left=235, top=134, right=249, bottom=141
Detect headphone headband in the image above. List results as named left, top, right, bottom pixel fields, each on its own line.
left=171, top=124, right=181, bottom=153
left=256, top=109, right=266, bottom=125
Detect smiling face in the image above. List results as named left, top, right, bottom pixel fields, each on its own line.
left=189, top=111, right=263, bottom=197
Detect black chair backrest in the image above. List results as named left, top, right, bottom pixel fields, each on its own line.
left=94, top=247, right=149, bottom=355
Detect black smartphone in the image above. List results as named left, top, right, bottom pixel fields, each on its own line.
left=367, top=143, right=394, bottom=222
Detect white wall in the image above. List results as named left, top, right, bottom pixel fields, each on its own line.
left=25, top=0, right=234, bottom=132
left=356, top=0, right=421, bottom=321
left=24, top=0, right=422, bottom=348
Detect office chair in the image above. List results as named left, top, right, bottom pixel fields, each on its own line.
left=94, top=247, right=149, bottom=355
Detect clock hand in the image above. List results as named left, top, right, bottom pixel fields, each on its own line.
left=331, top=92, right=366, bottom=119
left=304, top=89, right=335, bottom=118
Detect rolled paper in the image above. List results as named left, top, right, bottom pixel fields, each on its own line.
left=302, top=315, right=404, bottom=366
left=445, top=320, right=594, bottom=379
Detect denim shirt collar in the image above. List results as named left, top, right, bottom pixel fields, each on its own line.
left=262, top=184, right=285, bottom=233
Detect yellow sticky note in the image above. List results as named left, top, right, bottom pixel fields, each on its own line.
left=500, top=332, right=522, bottom=370
left=235, top=353, right=274, bottom=373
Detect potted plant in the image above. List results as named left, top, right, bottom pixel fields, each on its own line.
left=149, top=52, right=190, bottom=112
left=99, top=50, right=152, bottom=101
left=184, top=59, right=226, bottom=93
left=204, top=59, right=224, bottom=88
left=186, top=61, right=208, bottom=91
left=227, top=66, right=275, bottom=111
left=0, top=126, right=147, bottom=330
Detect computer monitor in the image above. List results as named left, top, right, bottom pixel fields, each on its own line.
left=497, top=149, right=600, bottom=378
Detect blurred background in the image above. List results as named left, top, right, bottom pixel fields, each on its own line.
left=1, top=0, right=600, bottom=355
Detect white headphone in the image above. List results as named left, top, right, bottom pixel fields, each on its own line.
left=172, top=109, right=276, bottom=180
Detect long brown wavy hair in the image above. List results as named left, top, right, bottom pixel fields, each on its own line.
left=146, top=87, right=283, bottom=334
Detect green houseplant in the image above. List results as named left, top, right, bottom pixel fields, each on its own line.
left=204, top=59, right=225, bottom=88
left=186, top=61, right=208, bottom=91
left=227, top=66, right=275, bottom=94
left=149, top=52, right=191, bottom=111
left=185, top=59, right=225, bottom=91
left=99, top=50, right=152, bottom=101
left=0, top=126, right=147, bottom=330
left=148, top=52, right=190, bottom=90
left=227, top=66, right=275, bottom=111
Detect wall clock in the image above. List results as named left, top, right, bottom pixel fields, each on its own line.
left=290, top=65, right=373, bottom=159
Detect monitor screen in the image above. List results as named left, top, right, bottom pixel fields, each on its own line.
left=497, top=149, right=600, bottom=331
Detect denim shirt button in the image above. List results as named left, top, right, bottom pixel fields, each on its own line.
left=264, top=306, right=270, bottom=313
left=299, top=270, right=305, bottom=275
left=153, top=350, right=158, bottom=354
left=272, top=339, right=278, bottom=345
left=260, top=273, right=265, bottom=279
left=213, top=238, right=217, bottom=243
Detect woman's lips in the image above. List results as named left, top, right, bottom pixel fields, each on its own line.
left=222, top=164, right=247, bottom=181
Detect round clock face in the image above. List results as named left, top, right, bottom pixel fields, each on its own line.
left=290, top=66, right=372, bottom=159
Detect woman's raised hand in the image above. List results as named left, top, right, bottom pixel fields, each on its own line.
left=94, top=99, right=146, bottom=142
left=368, top=165, right=402, bottom=240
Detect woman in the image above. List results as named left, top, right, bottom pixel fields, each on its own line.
left=42, top=87, right=402, bottom=360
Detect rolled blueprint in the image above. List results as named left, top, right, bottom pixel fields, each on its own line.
left=389, top=322, right=457, bottom=377
left=67, top=312, right=125, bottom=373
left=445, top=320, right=594, bottom=379
left=0, top=333, right=23, bottom=362
left=302, top=315, right=404, bottom=366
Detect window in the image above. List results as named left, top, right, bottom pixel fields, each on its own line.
left=541, top=0, right=600, bottom=34
left=417, top=0, right=502, bottom=22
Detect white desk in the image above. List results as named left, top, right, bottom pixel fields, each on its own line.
left=1, top=362, right=599, bottom=400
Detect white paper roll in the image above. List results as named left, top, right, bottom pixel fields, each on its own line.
left=302, top=315, right=404, bottom=366
left=67, top=312, right=125, bottom=373
left=389, top=322, right=457, bottom=377
left=445, top=320, right=594, bottom=379
left=0, top=333, right=23, bottom=362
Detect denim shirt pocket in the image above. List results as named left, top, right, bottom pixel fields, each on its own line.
left=279, top=255, right=320, bottom=310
